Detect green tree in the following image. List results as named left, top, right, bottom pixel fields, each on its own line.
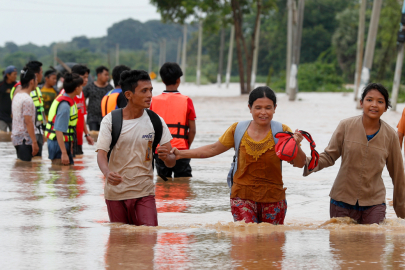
left=3, top=51, right=36, bottom=71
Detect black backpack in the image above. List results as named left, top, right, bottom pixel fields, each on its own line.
left=108, top=108, right=168, bottom=181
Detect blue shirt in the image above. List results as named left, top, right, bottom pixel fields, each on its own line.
left=366, top=130, right=379, bottom=141
left=54, top=93, right=71, bottom=133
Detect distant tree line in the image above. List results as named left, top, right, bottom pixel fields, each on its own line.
left=1, top=0, right=404, bottom=95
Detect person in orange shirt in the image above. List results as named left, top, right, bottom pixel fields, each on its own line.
left=150, top=63, right=196, bottom=178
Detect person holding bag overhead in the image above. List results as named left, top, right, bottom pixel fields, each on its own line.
left=303, top=83, right=405, bottom=224
left=171, top=86, right=306, bottom=224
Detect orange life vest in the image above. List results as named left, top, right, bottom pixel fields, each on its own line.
left=151, top=93, right=189, bottom=149
left=101, top=89, right=122, bottom=117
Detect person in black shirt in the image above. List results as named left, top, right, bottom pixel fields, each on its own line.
left=0, top=66, right=17, bottom=132
left=83, top=66, right=113, bottom=131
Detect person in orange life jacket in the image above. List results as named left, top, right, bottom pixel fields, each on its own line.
left=0, top=65, right=17, bottom=132
left=83, top=66, right=113, bottom=131
left=11, top=68, right=39, bottom=161
left=41, top=70, right=58, bottom=121
left=150, top=62, right=196, bottom=178
left=46, top=73, right=83, bottom=165
left=59, top=65, right=94, bottom=155
left=12, top=61, right=44, bottom=157
left=101, top=65, right=130, bottom=117
left=97, top=70, right=176, bottom=226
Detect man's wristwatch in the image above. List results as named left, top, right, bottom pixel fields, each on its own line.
left=84, top=134, right=91, bottom=137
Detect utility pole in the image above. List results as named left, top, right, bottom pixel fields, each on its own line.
left=181, top=24, right=187, bottom=83
left=148, top=43, right=152, bottom=74
left=286, top=0, right=294, bottom=94
left=162, top=38, right=166, bottom=65
left=217, top=28, right=225, bottom=87
left=53, top=44, right=57, bottom=67
left=226, top=26, right=235, bottom=88
left=177, top=37, right=182, bottom=64
left=289, top=0, right=305, bottom=101
left=251, top=18, right=261, bottom=90
left=391, top=0, right=405, bottom=111
left=116, top=43, right=119, bottom=66
left=353, top=0, right=367, bottom=101
left=159, top=40, right=163, bottom=69
left=197, top=22, right=203, bottom=86
left=157, top=41, right=162, bottom=80
left=356, top=0, right=383, bottom=105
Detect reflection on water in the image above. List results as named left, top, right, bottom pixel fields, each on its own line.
left=2, top=93, right=405, bottom=269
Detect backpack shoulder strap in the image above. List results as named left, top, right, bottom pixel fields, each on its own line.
left=271, top=120, right=283, bottom=144
left=146, top=109, right=162, bottom=153
left=108, top=109, right=123, bottom=162
left=234, top=120, right=251, bottom=153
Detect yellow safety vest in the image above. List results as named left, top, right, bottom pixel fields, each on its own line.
left=11, top=83, right=45, bottom=124
left=45, top=95, right=78, bottom=142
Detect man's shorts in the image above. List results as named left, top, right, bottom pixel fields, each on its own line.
left=47, top=139, right=74, bottom=164
left=14, top=139, right=33, bottom=162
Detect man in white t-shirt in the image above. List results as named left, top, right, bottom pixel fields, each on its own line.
left=97, top=70, right=175, bottom=226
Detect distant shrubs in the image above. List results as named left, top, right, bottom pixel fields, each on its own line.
left=298, top=61, right=347, bottom=92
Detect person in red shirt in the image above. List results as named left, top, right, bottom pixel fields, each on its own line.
left=60, top=65, right=94, bottom=154
left=150, top=62, right=196, bottom=178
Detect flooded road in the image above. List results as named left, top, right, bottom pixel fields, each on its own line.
left=2, top=88, right=405, bottom=269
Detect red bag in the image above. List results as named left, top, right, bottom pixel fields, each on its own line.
left=275, top=130, right=319, bottom=171
left=275, top=132, right=298, bottom=162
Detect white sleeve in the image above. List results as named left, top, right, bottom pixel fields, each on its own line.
left=159, top=116, right=173, bottom=146
left=96, top=113, right=113, bottom=153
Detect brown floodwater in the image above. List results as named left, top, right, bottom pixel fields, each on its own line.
left=2, top=88, right=405, bottom=269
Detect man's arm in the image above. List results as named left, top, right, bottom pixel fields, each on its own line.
left=24, top=115, right=38, bottom=156
left=55, top=131, right=70, bottom=165
left=83, top=123, right=94, bottom=145
left=188, top=120, right=196, bottom=147
left=97, top=150, right=122, bottom=185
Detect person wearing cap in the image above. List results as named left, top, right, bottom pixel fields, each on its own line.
left=0, top=66, right=17, bottom=132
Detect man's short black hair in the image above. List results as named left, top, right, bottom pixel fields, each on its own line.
left=96, top=65, right=109, bottom=75
left=112, top=65, right=130, bottom=87
left=24, top=60, right=43, bottom=74
left=159, top=62, right=183, bottom=86
left=44, top=70, right=56, bottom=78
left=71, top=65, right=90, bottom=76
left=120, top=70, right=150, bottom=97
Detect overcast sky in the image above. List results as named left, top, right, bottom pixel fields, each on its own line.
left=0, top=0, right=162, bottom=46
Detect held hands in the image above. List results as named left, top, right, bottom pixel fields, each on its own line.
left=293, top=129, right=304, bottom=144
left=157, top=145, right=172, bottom=161
left=106, top=171, right=122, bottom=186
left=169, top=147, right=181, bottom=160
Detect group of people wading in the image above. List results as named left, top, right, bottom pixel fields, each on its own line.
left=96, top=62, right=405, bottom=226
left=3, top=59, right=405, bottom=226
